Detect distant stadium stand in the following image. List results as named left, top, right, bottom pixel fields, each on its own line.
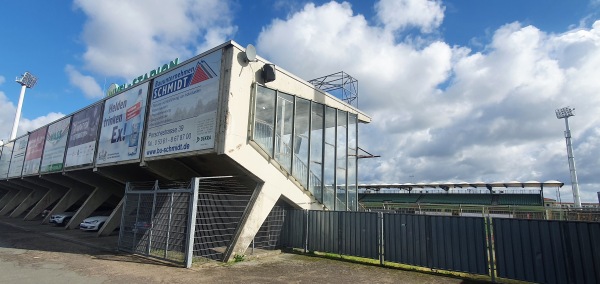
left=418, top=194, right=492, bottom=205
left=359, top=193, right=544, bottom=207
left=359, top=193, right=420, bottom=207
left=358, top=180, right=562, bottom=208
left=496, top=194, right=542, bottom=206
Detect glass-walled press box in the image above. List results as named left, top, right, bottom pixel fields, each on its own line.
left=252, top=85, right=359, bottom=211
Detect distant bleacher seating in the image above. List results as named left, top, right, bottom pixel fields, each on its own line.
left=496, top=194, right=542, bottom=206
left=418, top=194, right=492, bottom=205
left=359, top=192, right=543, bottom=207
left=359, top=193, right=420, bottom=204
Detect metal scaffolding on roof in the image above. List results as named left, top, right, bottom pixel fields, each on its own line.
left=309, top=71, right=358, bottom=108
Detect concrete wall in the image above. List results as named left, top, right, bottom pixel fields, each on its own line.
left=217, top=43, right=371, bottom=261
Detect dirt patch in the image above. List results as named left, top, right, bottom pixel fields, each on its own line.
left=0, top=221, right=472, bottom=284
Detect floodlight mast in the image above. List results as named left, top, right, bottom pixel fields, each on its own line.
left=555, top=106, right=581, bottom=208
left=10, top=72, right=37, bottom=141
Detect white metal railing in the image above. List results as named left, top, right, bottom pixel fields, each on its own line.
left=254, top=120, right=354, bottom=211
left=253, top=120, right=325, bottom=206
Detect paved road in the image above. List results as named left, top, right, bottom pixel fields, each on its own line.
left=0, top=221, right=471, bottom=284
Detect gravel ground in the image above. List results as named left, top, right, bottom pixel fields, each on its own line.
left=0, top=220, right=477, bottom=284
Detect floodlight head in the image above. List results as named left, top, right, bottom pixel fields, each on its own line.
left=15, top=72, right=37, bottom=88
left=555, top=106, right=574, bottom=119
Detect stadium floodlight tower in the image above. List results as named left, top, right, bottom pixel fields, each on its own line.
left=10, top=72, right=38, bottom=141
left=555, top=106, right=582, bottom=208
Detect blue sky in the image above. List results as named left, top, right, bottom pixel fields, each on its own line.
left=0, top=1, right=595, bottom=118
left=1, top=0, right=600, bottom=201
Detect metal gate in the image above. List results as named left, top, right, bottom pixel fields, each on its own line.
left=118, top=179, right=197, bottom=267
left=118, top=176, right=257, bottom=266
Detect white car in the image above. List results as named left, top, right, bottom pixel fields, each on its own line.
left=49, top=212, right=75, bottom=226
left=79, top=216, right=109, bottom=231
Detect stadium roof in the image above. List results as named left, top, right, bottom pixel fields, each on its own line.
left=358, top=180, right=564, bottom=190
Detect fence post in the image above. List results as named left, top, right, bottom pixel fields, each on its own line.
left=304, top=209, right=309, bottom=253
left=338, top=211, right=343, bottom=256
left=184, top=178, right=200, bottom=268
left=165, top=192, right=173, bottom=259
left=148, top=180, right=159, bottom=256
left=133, top=192, right=142, bottom=251
left=118, top=182, right=130, bottom=250
left=486, top=216, right=496, bottom=283
left=379, top=211, right=384, bottom=266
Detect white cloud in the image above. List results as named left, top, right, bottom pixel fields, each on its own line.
left=73, top=0, right=236, bottom=81
left=256, top=1, right=600, bottom=202
left=0, top=91, right=16, bottom=142
left=65, top=65, right=103, bottom=99
left=0, top=76, right=5, bottom=86
left=17, top=112, right=66, bottom=135
left=0, top=91, right=64, bottom=142
left=375, top=0, right=445, bottom=33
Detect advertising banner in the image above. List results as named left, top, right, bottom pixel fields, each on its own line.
left=65, top=104, right=102, bottom=168
left=22, top=126, right=48, bottom=176
left=0, top=143, right=12, bottom=179
left=144, top=50, right=221, bottom=158
left=96, top=82, right=149, bottom=165
left=40, top=116, right=71, bottom=173
left=8, top=135, right=29, bottom=178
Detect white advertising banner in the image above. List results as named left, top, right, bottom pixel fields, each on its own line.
left=40, top=116, right=71, bottom=173
left=65, top=104, right=102, bottom=168
left=96, top=82, right=149, bottom=165
left=22, top=126, right=48, bottom=176
left=8, top=135, right=29, bottom=178
left=0, top=143, right=12, bottom=179
left=144, top=50, right=221, bottom=158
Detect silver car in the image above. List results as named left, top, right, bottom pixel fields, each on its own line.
left=79, top=216, right=109, bottom=231
left=49, top=212, right=75, bottom=226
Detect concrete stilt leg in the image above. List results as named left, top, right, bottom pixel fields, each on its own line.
left=42, top=187, right=90, bottom=224
left=0, top=188, right=33, bottom=216
left=225, top=185, right=280, bottom=262
left=97, top=197, right=124, bottom=236
left=24, top=187, right=67, bottom=220
left=66, top=187, right=117, bottom=229
left=0, top=189, right=19, bottom=210
left=10, top=188, right=48, bottom=217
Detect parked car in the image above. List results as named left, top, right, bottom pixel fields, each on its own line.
left=49, top=212, right=75, bottom=226
left=132, top=221, right=151, bottom=233
left=79, top=216, right=109, bottom=231
left=41, top=209, right=51, bottom=219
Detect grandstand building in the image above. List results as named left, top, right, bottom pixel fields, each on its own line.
left=0, top=41, right=370, bottom=264
left=358, top=181, right=564, bottom=216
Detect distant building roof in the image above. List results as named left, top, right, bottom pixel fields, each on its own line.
left=358, top=180, right=564, bottom=190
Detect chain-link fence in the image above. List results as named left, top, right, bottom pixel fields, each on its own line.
left=191, top=176, right=256, bottom=262
left=248, top=201, right=288, bottom=254
left=192, top=192, right=251, bottom=261
left=118, top=177, right=292, bottom=265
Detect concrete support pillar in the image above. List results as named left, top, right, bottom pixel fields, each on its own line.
left=97, top=196, right=124, bottom=236
left=20, top=178, right=68, bottom=220
left=10, top=188, right=48, bottom=217
left=225, top=184, right=280, bottom=261
left=66, top=187, right=119, bottom=229
left=24, top=187, right=68, bottom=221
left=42, top=187, right=90, bottom=224
left=0, top=188, right=33, bottom=216
left=224, top=147, right=322, bottom=262
left=0, top=189, right=19, bottom=210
